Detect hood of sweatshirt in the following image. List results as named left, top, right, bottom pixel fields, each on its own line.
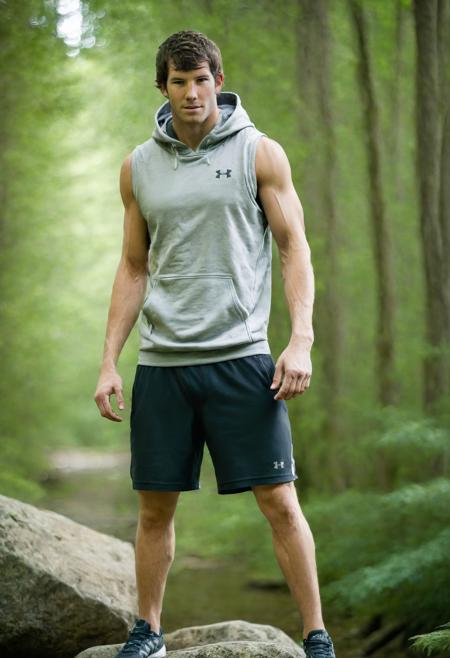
left=152, top=91, right=255, bottom=169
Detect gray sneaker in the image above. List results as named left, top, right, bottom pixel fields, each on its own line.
left=302, top=628, right=336, bottom=658
left=116, top=619, right=166, bottom=657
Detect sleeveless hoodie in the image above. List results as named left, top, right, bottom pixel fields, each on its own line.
left=131, top=91, right=272, bottom=366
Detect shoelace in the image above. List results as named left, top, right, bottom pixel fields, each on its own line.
left=121, top=626, right=160, bottom=655
left=304, top=633, right=334, bottom=658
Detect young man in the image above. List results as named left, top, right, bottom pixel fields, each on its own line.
left=94, top=30, right=336, bottom=658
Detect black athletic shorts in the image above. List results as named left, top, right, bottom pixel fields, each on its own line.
left=129, top=354, right=298, bottom=495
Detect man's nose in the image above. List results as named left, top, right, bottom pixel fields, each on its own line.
left=185, top=82, right=198, bottom=99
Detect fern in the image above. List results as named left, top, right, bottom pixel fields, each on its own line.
left=302, top=415, right=450, bottom=628
left=409, top=623, right=450, bottom=655
left=322, top=527, right=450, bottom=623
left=306, top=478, right=450, bottom=582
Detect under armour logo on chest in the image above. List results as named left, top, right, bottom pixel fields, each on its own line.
left=216, top=169, right=232, bottom=178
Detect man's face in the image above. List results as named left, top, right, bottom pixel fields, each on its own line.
left=161, top=60, right=224, bottom=125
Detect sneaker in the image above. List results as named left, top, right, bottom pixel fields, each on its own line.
left=302, top=628, right=336, bottom=658
left=116, top=618, right=166, bottom=657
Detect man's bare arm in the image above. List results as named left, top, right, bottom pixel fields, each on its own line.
left=94, top=154, right=150, bottom=421
left=256, top=136, right=314, bottom=400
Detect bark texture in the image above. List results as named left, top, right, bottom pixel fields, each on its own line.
left=349, top=0, right=398, bottom=407
left=414, top=0, right=449, bottom=411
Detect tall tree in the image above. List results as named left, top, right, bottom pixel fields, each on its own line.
left=349, top=0, right=397, bottom=407
left=390, top=0, right=407, bottom=200
left=437, top=0, right=450, bottom=367
left=413, top=0, right=449, bottom=411
left=296, top=0, right=346, bottom=489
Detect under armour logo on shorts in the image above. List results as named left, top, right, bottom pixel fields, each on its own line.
left=273, top=460, right=285, bottom=469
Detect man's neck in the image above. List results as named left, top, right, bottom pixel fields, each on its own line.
left=171, top=107, right=221, bottom=151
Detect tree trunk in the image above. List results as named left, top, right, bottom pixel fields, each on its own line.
left=295, top=0, right=347, bottom=490
left=390, top=0, right=407, bottom=201
left=349, top=0, right=397, bottom=407
left=438, top=0, right=450, bottom=373
left=413, top=0, right=448, bottom=412
left=314, top=0, right=347, bottom=489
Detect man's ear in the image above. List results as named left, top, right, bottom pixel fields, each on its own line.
left=215, top=72, right=225, bottom=94
left=161, top=85, right=169, bottom=98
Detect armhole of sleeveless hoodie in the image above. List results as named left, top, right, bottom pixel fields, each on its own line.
left=130, top=146, right=140, bottom=203
left=244, top=130, right=266, bottom=214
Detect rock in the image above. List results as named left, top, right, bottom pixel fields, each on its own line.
left=74, top=619, right=305, bottom=657
left=166, top=620, right=302, bottom=651
left=0, top=495, right=137, bottom=658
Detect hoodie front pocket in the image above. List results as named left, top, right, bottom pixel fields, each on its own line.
left=142, top=273, right=253, bottom=349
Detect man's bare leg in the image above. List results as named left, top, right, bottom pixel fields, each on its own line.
left=252, top=481, right=325, bottom=636
left=135, top=490, right=180, bottom=634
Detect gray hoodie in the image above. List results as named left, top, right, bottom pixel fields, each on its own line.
left=131, top=91, right=272, bottom=366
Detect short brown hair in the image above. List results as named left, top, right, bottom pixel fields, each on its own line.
left=155, top=30, right=223, bottom=91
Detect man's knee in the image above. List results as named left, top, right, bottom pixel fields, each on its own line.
left=137, top=490, right=180, bottom=528
left=252, top=481, right=301, bottom=526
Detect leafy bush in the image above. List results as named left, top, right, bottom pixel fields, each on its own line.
left=310, top=418, right=450, bottom=632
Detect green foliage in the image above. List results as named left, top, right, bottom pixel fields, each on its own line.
left=0, top=470, right=44, bottom=504
left=310, top=418, right=450, bottom=629
left=323, top=526, right=449, bottom=624
left=409, top=623, right=450, bottom=656
left=375, top=418, right=450, bottom=455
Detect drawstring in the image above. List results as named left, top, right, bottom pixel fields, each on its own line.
left=171, top=144, right=178, bottom=170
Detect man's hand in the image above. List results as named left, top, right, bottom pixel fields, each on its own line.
left=270, top=342, right=312, bottom=400
left=94, top=368, right=125, bottom=422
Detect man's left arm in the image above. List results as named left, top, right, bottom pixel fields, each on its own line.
left=255, top=136, right=314, bottom=401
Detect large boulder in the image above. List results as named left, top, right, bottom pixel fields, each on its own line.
left=0, top=495, right=137, bottom=658
left=75, top=619, right=305, bottom=657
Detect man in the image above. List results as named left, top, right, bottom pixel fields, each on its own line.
left=94, top=30, right=336, bottom=658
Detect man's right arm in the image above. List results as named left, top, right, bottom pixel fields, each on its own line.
left=94, top=154, right=150, bottom=422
